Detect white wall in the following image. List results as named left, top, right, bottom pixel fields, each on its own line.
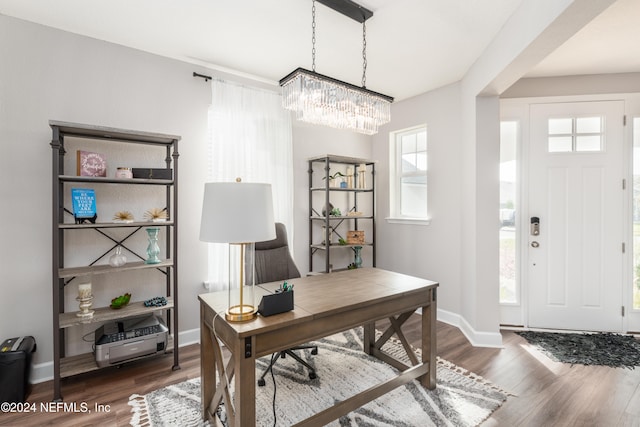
left=0, top=15, right=211, bottom=376
left=372, top=83, right=463, bottom=316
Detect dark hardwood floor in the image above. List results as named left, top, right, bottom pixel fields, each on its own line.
left=2, top=317, right=640, bottom=426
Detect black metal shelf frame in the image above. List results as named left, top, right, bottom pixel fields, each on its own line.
left=49, top=121, right=181, bottom=401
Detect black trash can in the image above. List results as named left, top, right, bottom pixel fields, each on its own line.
left=0, top=336, right=37, bottom=403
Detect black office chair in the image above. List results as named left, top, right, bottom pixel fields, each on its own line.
left=254, top=222, right=318, bottom=387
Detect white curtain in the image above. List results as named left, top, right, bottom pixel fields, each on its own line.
left=206, top=79, right=294, bottom=290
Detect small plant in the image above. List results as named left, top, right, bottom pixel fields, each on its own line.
left=330, top=207, right=342, bottom=216
left=322, top=172, right=345, bottom=181
left=338, top=238, right=347, bottom=245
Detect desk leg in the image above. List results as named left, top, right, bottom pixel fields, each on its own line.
left=421, top=288, right=437, bottom=389
left=232, top=336, right=256, bottom=427
left=363, top=322, right=375, bottom=355
left=200, top=305, right=216, bottom=421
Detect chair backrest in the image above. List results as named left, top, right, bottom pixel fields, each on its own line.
left=253, top=222, right=301, bottom=285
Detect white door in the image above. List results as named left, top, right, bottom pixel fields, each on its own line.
left=528, top=101, right=625, bottom=332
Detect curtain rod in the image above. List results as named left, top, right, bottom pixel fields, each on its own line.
left=193, top=72, right=212, bottom=82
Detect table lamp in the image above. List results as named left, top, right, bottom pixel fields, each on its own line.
left=199, top=180, right=276, bottom=322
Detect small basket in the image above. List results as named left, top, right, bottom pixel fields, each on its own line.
left=347, top=230, right=365, bottom=244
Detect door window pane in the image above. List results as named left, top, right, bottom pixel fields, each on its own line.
left=547, top=116, right=603, bottom=153
left=549, top=118, right=572, bottom=134
left=548, top=136, right=573, bottom=152
left=576, top=117, right=601, bottom=133
left=576, top=135, right=602, bottom=152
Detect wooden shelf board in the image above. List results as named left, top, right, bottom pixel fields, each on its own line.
left=50, top=120, right=180, bottom=145
left=310, top=187, right=373, bottom=192
left=59, top=221, right=174, bottom=229
left=60, top=336, right=174, bottom=378
left=308, top=154, right=376, bottom=165
left=59, top=298, right=174, bottom=329
left=310, top=216, right=373, bottom=220
left=59, top=259, right=173, bottom=279
left=59, top=175, right=173, bottom=185
left=311, top=243, right=373, bottom=250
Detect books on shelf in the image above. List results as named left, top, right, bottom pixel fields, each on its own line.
left=71, top=188, right=97, bottom=223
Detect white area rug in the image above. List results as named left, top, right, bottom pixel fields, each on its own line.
left=129, top=328, right=511, bottom=426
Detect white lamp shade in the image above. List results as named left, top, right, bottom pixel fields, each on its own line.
left=199, top=182, right=276, bottom=244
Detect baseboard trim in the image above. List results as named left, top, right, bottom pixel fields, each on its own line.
left=438, top=308, right=504, bottom=348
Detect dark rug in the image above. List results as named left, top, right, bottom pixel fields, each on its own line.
left=517, top=331, right=640, bottom=368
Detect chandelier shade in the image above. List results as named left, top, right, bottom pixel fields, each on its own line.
left=280, top=68, right=393, bottom=135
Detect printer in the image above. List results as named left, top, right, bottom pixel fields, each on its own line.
left=94, top=315, right=168, bottom=367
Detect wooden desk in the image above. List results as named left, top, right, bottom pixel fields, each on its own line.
left=199, top=267, right=438, bottom=427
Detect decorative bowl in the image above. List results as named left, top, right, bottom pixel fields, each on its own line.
left=110, top=293, right=131, bottom=309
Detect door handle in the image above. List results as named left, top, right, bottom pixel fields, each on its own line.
left=531, top=241, right=540, bottom=248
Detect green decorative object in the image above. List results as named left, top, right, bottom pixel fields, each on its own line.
left=110, top=293, right=131, bottom=309
left=330, top=207, right=342, bottom=216
left=145, top=227, right=161, bottom=264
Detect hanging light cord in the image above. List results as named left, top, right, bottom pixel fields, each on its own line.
left=311, top=0, right=317, bottom=72
left=362, top=20, right=367, bottom=88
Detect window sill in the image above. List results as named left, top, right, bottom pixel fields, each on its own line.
left=385, top=217, right=431, bottom=226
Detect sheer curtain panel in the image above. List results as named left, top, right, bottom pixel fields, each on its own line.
left=206, top=79, right=294, bottom=291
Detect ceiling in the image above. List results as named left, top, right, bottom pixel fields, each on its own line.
left=0, top=0, right=638, bottom=101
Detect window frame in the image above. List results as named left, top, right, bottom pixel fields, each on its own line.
left=387, top=124, right=429, bottom=225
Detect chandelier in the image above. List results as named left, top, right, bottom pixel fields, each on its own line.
left=280, top=0, right=393, bottom=135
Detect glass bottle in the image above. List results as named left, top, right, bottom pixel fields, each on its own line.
left=353, top=246, right=363, bottom=268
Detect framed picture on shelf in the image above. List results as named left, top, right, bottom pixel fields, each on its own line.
left=71, top=188, right=97, bottom=223
left=77, top=150, right=107, bottom=177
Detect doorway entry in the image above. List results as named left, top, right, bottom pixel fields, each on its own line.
left=526, top=100, right=625, bottom=332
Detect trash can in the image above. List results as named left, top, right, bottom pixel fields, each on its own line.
left=0, top=336, right=36, bottom=403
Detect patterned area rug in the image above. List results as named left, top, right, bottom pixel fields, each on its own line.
left=517, top=331, right=640, bottom=368
left=129, top=328, right=511, bottom=426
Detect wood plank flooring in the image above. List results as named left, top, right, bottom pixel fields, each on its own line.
left=2, top=317, right=639, bottom=426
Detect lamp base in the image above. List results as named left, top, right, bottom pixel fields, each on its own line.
left=226, top=304, right=258, bottom=322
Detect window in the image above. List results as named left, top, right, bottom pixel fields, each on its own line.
left=633, top=117, right=640, bottom=310
left=389, top=125, right=428, bottom=223
left=500, top=121, right=518, bottom=304
left=547, top=116, right=603, bottom=152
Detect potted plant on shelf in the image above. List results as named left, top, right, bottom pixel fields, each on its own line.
left=323, top=172, right=345, bottom=188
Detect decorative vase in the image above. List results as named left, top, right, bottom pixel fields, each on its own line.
left=145, top=227, right=161, bottom=264
left=353, top=246, right=363, bottom=268
left=109, top=246, right=127, bottom=267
